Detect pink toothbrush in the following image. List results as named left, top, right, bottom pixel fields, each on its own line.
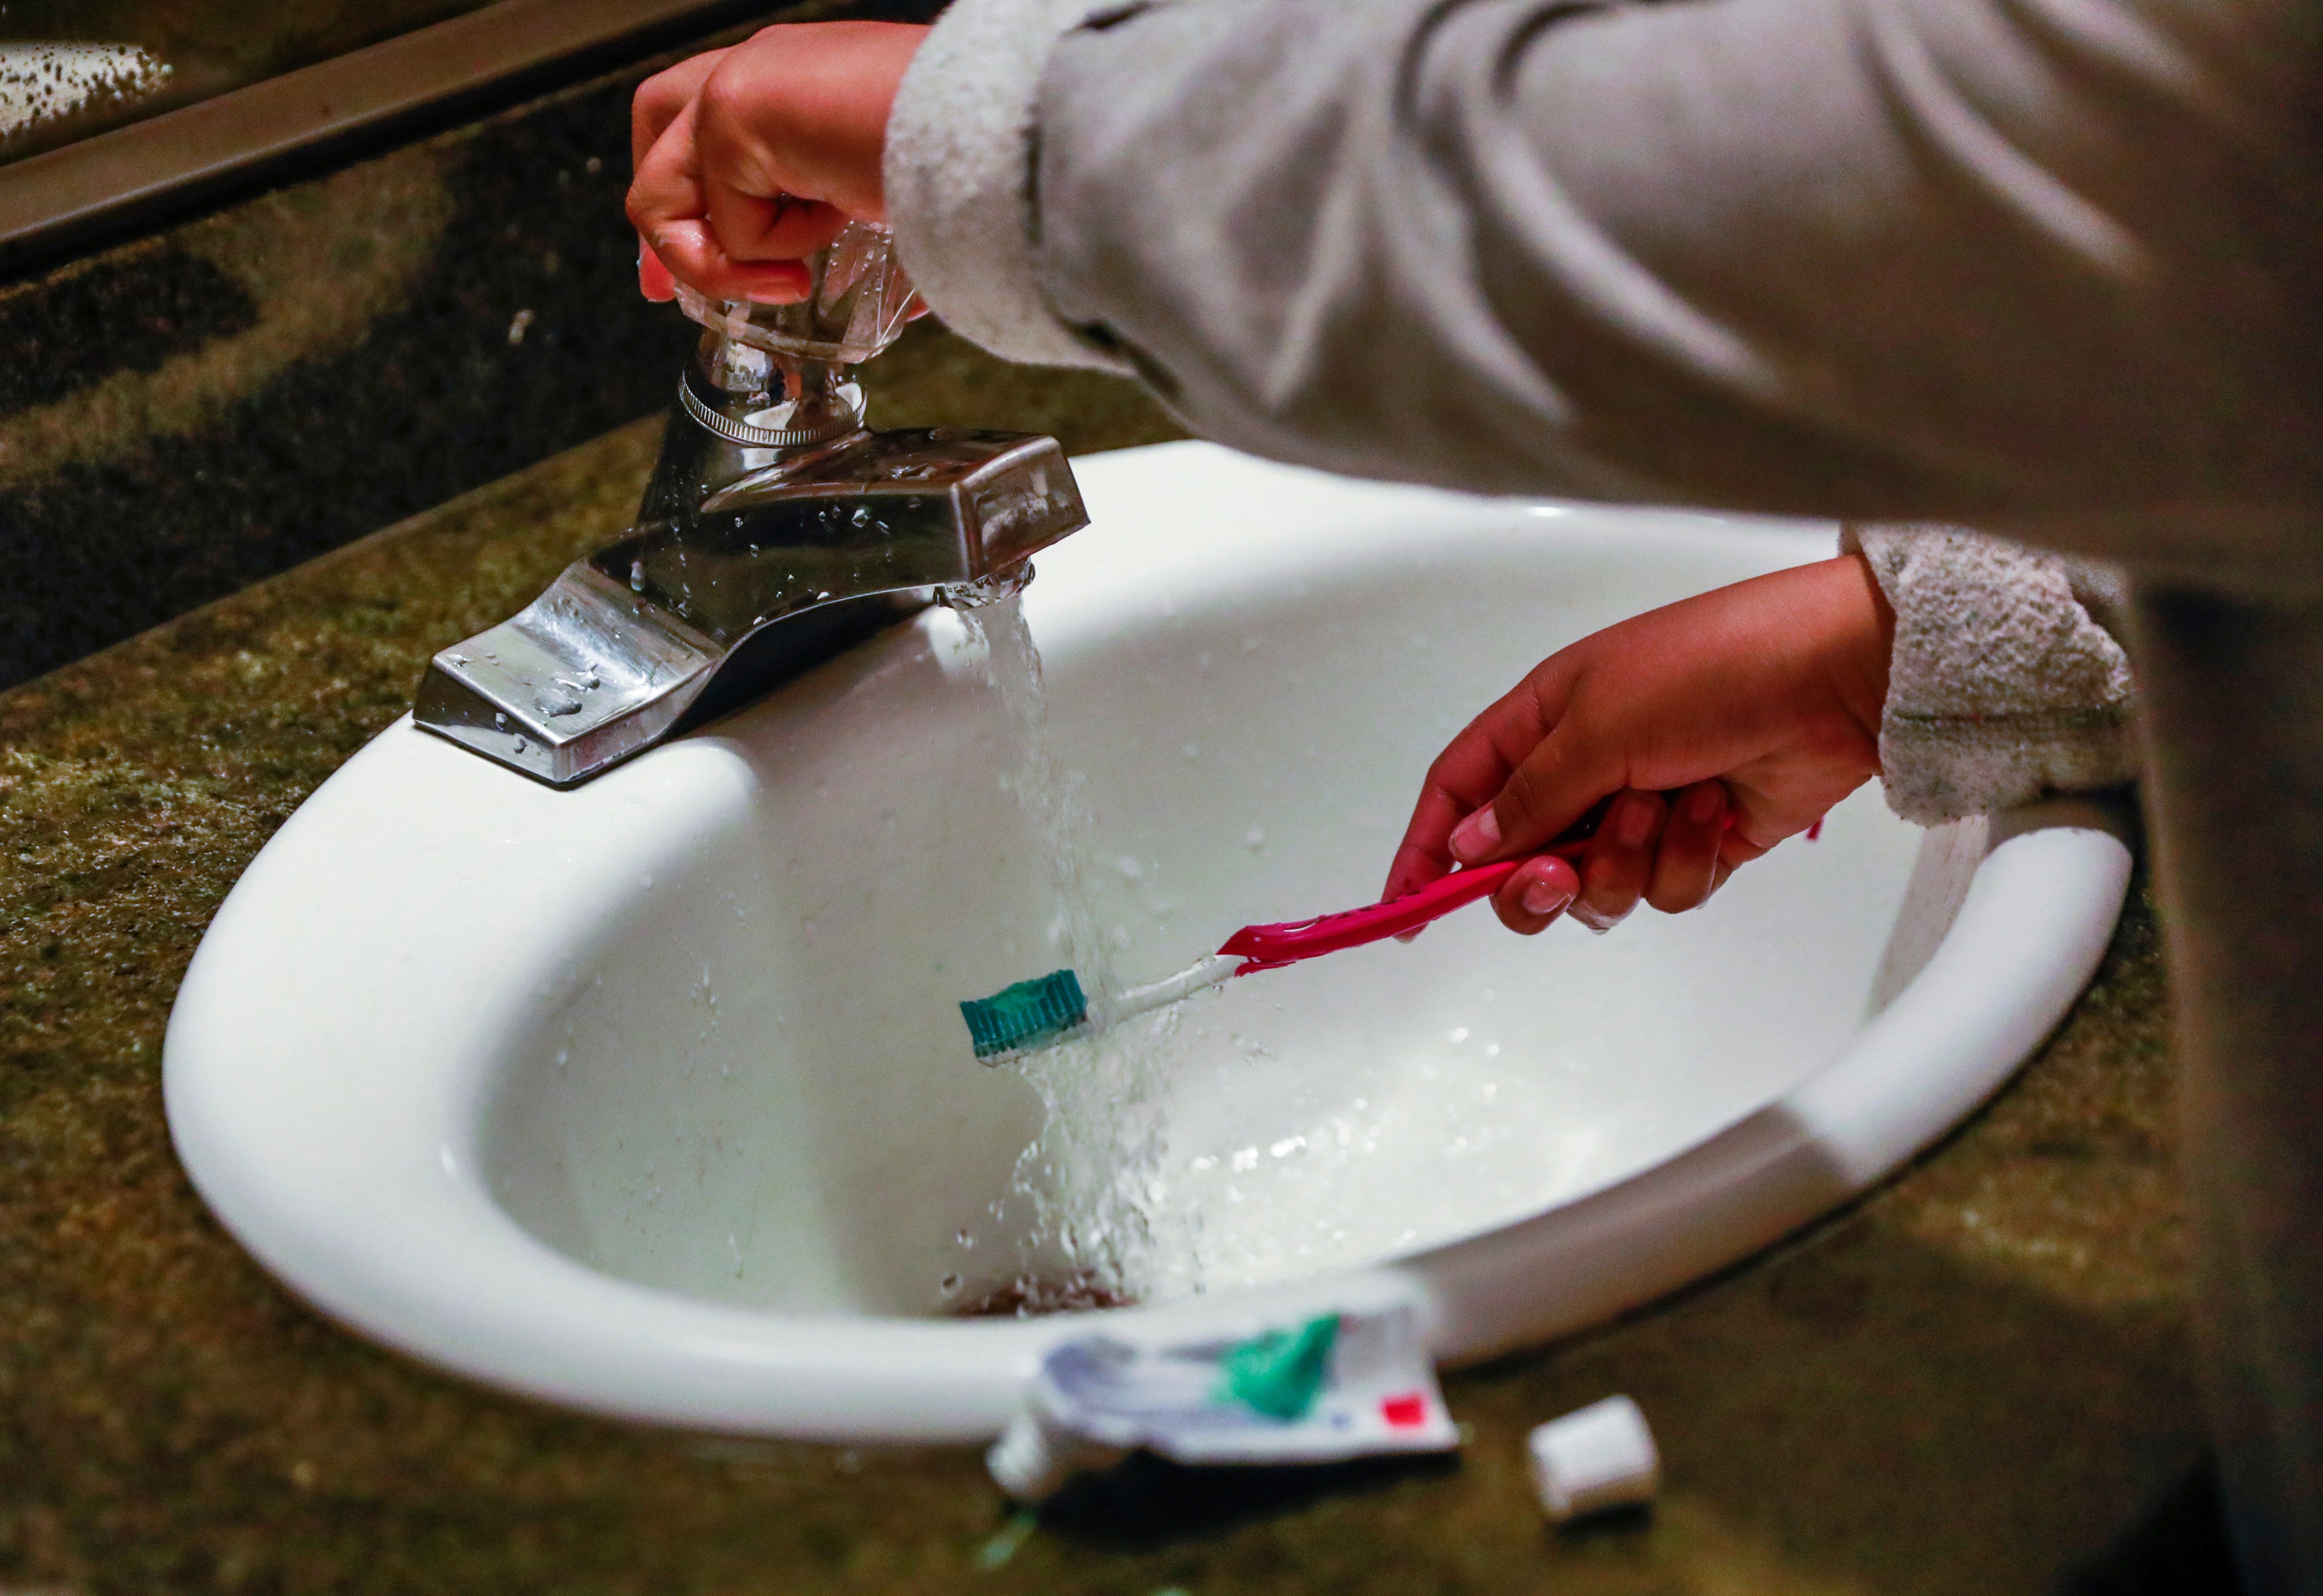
left=1215, top=846, right=1585, bottom=973
left=960, top=818, right=1601, bottom=1063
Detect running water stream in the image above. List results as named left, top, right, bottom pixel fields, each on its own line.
left=954, top=593, right=1189, bottom=1303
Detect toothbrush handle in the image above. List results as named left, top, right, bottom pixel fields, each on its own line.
left=1217, top=837, right=1590, bottom=966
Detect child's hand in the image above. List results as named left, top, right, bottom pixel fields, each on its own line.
left=627, top=23, right=927, bottom=305
left=1385, top=555, right=1895, bottom=936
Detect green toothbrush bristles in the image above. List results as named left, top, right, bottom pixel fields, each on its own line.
left=959, top=969, right=1089, bottom=1059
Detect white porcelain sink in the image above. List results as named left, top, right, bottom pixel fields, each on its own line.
left=165, top=443, right=2130, bottom=1441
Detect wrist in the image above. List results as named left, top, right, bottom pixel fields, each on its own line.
left=1822, top=551, right=1896, bottom=741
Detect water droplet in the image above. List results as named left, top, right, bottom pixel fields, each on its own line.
left=851, top=505, right=872, bottom=527
left=1245, top=825, right=1265, bottom=849
left=630, top=559, right=646, bottom=592
left=512, top=736, right=528, bottom=753
left=939, top=1273, right=962, bottom=1297
left=1114, top=855, right=1143, bottom=881
left=1449, top=1026, right=1469, bottom=1043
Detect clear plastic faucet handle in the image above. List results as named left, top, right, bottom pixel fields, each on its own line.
left=672, top=219, right=921, bottom=366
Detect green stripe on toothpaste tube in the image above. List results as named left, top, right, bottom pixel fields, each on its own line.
left=985, top=1301, right=1460, bottom=1502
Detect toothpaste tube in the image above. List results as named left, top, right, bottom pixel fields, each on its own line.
left=986, top=1303, right=1460, bottom=1502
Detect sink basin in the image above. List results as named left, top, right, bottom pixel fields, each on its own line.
left=164, top=441, right=2131, bottom=1441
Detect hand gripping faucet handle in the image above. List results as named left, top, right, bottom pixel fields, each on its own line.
left=669, top=218, right=922, bottom=365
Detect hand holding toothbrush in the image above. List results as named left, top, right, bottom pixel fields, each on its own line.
left=962, top=555, right=1895, bottom=1062
left=1385, top=555, right=1896, bottom=936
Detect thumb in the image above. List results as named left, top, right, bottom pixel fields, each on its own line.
left=1448, top=724, right=1619, bottom=865
left=637, top=239, right=676, bottom=300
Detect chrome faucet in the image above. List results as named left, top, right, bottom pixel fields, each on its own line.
left=413, top=224, right=1088, bottom=786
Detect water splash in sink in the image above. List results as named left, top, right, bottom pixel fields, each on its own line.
left=954, top=593, right=1187, bottom=1303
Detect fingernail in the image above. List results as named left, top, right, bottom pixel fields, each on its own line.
left=1616, top=794, right=1657, bottom=847
left=1448, top=807, right=1500, bottom=863
left=1686, top=783, right=1723, bottom=826
left=1522, top=878, right=1573, bottom=917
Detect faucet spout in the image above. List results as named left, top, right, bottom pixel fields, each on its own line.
left=411, top=225, right=1090, bottom=788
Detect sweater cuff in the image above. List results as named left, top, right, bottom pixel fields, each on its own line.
left=884, top=0, right=1133, bottom=372
left=1843, top=523, right=2138, bottom=825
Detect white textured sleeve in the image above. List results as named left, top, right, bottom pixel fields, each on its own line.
left=883, top=0, right=1132, bottom=373
left=1006, top=0, right=2323, bottom=585
left=1843, top=524, right=2138, bottom=824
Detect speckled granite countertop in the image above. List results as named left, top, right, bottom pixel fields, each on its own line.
left=0, top=327, right=2215, bottom=1594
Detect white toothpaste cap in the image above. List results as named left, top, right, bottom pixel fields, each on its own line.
left=987, top=1409, right=1079, bottom=1503
left=1527, top=1395, right=1659, bottom=1522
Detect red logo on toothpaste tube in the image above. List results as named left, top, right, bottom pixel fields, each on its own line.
left=1379, top=1392, right=1429, bottom=1428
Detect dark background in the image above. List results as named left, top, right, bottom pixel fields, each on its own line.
left=0, top=0, right=944, bottom=691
